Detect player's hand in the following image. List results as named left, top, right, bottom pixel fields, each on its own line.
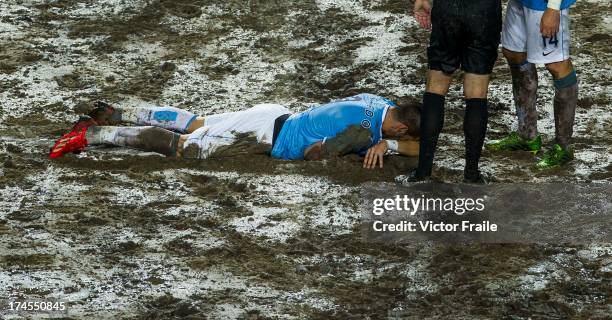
left=540, top=8, right=560, bottom=38
left=414, top=0, right=432, bottom=30
left=363, top=141, right=388, bottom=169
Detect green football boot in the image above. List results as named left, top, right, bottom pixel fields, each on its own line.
left=536, top=144, right=573, bottom=169
left=486, top=132, right=542, bottom=154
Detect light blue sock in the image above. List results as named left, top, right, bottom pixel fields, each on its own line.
left=119, top=106, right=197, bottom=133
left=553, top=69, right=577, bottom=89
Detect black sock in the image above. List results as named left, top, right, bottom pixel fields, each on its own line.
left=464, top=99, right=488, bottom=178
left=416, top=92, right=445, bottom=177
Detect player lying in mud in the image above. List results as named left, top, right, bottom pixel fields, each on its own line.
left=50, top=94, right=421, bottom=168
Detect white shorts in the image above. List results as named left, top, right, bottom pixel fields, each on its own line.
left=501, top=0, right=571, bottom=64
left=184, top=104, right=291, bottom=159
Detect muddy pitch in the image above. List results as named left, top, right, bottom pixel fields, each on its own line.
left=1, top=0, right=610, bottom=319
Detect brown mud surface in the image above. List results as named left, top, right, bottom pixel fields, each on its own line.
left=0, top=0, right=610, bottom=319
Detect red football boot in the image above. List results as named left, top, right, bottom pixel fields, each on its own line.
left=49, top=128, right=88, bottom=159
left=49, top=101, right=115, bottom=159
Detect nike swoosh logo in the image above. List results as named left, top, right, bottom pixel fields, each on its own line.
left=543, top=50, right=556, bottom=56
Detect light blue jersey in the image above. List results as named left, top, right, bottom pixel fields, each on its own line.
left=271, top=94, right=393, bottom=160
left=520, top=0, right=576, bottom=11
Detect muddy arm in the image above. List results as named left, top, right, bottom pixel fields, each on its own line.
left=320, top=125, right=372, bottom=158
left=303, top=125, right=377, bottom=160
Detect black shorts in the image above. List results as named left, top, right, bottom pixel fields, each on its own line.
left=427, top=0, right=502, bottom=75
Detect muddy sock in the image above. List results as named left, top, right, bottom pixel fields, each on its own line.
left=86, top=126, right=181, bottom=157
left=113, top=106, right=197, bottom=133
left=553, top=70, right=578, bottom=149
left=509, top=61, right=538, bottom=139
left=464, top=99, right=488, bottom=179
left=415, top=92, right=445, bottom=177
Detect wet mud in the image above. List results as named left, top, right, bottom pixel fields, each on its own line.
left=0, top=0, right=610, bottom=319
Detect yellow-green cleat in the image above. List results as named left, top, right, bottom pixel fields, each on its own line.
left=536, top=144, right=573, bottom=170
left=486, top=132, right=542, bottom=154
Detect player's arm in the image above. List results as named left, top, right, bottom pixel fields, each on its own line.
left=303, top=134, right=370, bottom=160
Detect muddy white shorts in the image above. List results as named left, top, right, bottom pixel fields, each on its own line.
left=183, top=104, right=291, bottom=159
left=501, top=0, right=571, bottom=64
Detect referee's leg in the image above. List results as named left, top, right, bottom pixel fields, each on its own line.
left=412, top=70, right=453, bottom=178
left=410, top=0, right=459, bottom=180
left=462, top=73, right=491, bottom=181
left=461, top=0, right=502, bottom=182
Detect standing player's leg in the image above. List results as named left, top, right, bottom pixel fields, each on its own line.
left=463, top=74, right=490, bottom=182
left=415, top=70, right=452, bottom=178
left=402, top=0, right=458, bottom=182
left=536, top=58, right=577, bottom=168
left=487, top=0, right=541, bottom=152
left=545, top=59, right=577, bottom=150
left=522, top=5, right=576, bottom=168
left=504, top=49, right=540, bottom=145
left=459, top=0, right=502, bottom=183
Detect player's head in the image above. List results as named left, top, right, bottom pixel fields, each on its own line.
left=384, top=101, right=421, bottom=139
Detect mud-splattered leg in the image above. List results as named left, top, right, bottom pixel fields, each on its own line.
left=551, top=68, right=578, bottom=149
left=86, top=126, right=181, bottom=157
left=509, top=61, right=539, bottom=139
